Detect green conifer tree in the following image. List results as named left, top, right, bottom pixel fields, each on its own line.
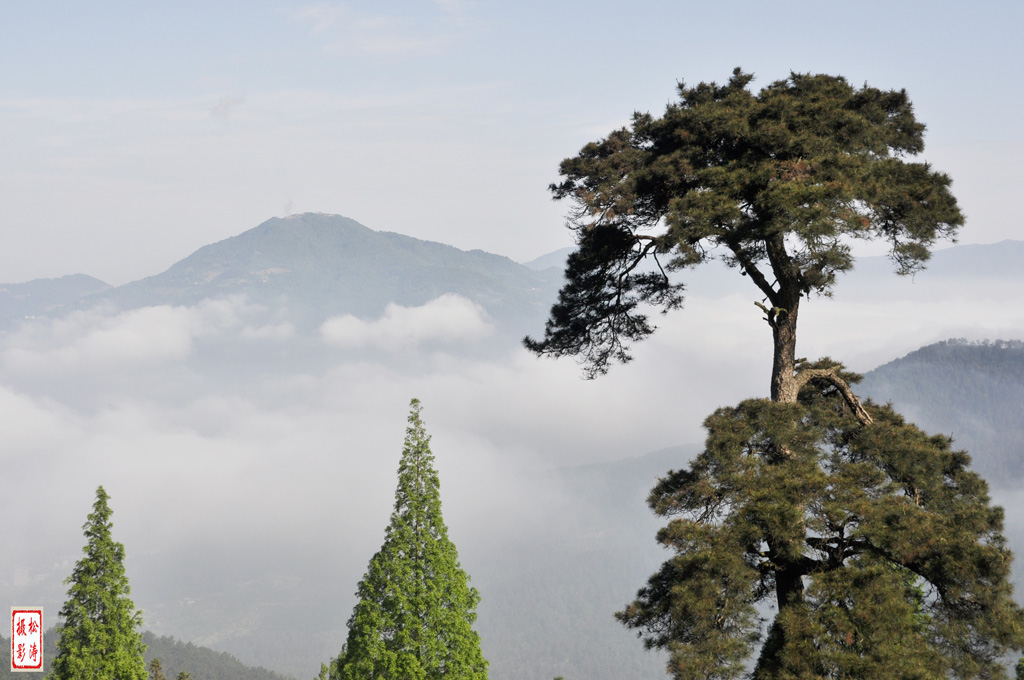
left=49, top=486, right=147, bottom=680
left=527, top=68, right=1024, bottom=677
left=336, top=399, right=488, bottom=680
left=617, top=367, right=1024, bottom=679
left=149, top=658, right=168, bottom=680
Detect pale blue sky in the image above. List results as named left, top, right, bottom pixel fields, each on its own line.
left=2, top=1, right=1022, bottom=284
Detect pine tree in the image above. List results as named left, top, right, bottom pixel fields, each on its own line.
left=149, top=658, right=168, bottom=680
left=526, top=69, right=1024, bottom=677
left=525, top=68, right=963, bottom=399
left=617, top=367, right=1024, bottom=679
left=49, top=486, right=147, bottom=680
left=336, top=399, right=488, bottom=680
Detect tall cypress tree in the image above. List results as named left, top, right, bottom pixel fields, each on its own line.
left=336, top=399, right=488, bottom=680
left=49, top=486, right=147, bottom=680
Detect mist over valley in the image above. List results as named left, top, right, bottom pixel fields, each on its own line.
left=2, top=214, right=1023, bottom=679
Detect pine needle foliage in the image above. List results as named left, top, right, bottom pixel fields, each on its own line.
left=49, top=486, right=147, bottom=680
left=336, top=399, right=488, bottom=680
left=523, top=68, right=1020, bottom=678
left=525, top=68, right=962, bottom=396
left=618, top=371, right=1024, bottom=680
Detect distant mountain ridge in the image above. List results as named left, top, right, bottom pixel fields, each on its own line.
left=0, top=274, right=110, bottom=330
left=521, top=247, right=572, bottom=272
left=857, top=338, right=1024, bottom=485
left=0, top=213, right=563, bottom=337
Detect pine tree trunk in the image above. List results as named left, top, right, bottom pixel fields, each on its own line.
left=774, top=564, right=805, bottom=610
left=770, top=306, right=799, bottom=404
left=764, top=232, right=802, bottom=405
left=766, top=284, right=804, bottom=678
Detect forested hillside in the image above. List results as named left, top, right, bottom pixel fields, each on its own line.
left=0, top=274, right=110, bottom=330
left=0, top=630, right=294, bottom=680
left=858, top=339, right=1024, bottom=485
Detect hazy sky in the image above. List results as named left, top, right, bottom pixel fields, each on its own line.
left=2, top=1, right=1022, bottom=285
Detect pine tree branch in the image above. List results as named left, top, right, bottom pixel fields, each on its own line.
left=725, top=239, right=779, bottom=307
left=795, top=366, right=873, bottom=425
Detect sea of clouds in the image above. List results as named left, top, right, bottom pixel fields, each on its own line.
left=2, top=263, right=1022, bottom=675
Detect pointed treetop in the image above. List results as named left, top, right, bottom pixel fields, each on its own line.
left=84, top=484, right=112, bottom=531
left=336, top=398, right=488, bottom=680
left=49, top=485, right=147, bottom=680
left=405, top=397, right=430, bottom=450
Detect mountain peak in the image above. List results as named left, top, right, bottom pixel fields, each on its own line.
left=257, top=212, right=373, bottom=232
left=33, top=214, right=563, bottom=335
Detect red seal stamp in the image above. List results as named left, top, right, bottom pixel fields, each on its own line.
left=10, top=608, right=43, bottom=672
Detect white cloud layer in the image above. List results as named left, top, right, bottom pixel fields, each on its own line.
left=320, top=294, right=493, bottom=350
left=3, top=305, right=201, bottom=374
left=1, top=297, right=295, bottom=376
left=0, top=272, right=1022, bottom=678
